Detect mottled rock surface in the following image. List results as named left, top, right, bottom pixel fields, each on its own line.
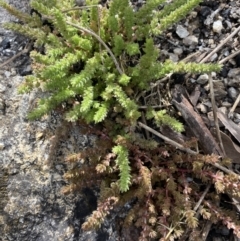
left=0, top=1, right=120, bottom=241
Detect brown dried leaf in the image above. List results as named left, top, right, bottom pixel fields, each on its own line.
left=217, top=110, right=240, bottom=143
left=220, top=131, right=240, bottom=163
left=172, top=89, right=223, bottom=155
left=189, top=84, right=201, bottom=107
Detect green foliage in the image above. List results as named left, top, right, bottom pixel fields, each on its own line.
left=147, top=108, right=184, bottom=132
left=2, top=0, right=236, bottom=240
left=0, top=0, right=220, bottom=125
left=151, top=0, right=203, bottom=35
left=112, top=145, right=131, bottom=192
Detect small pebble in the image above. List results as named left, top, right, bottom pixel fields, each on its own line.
left=190, top=78, right=196, bottom=83
left=203, top=100, right=212, bottom=108
left=0, top=142, right=5, bottom=150
left=225, top=20, right=232, bottom=29
left=169, top=53, right=178, bottom=62
left=75, top=0, right=85, bottom=6
left=20, top=65, right=32, bottom=76
left=173, top=48, right=183, bottom=55
left=4, top=71, right=11, bottom=78
left=228, top=68, right=240, bottom=78
left=223, top=49, right=230, bottom=57
left=196, top=103, right=208, bottom=113
left=208, top=39, right=214, bottom=45
left=204, top=83, right=210, bottom=91
left=36, top=132, right=44, bottom=140
left=207, top=111, right=215, bottom=124
left=176, top=25, right=189, bottom=38
left=210, top=53, right=218, bottom=62
left=234, top=113, right=240, bottom=119
left=218, top=107, right=227, bottom=115
left=228, top=87, right=239, bottom=100
left=0, top=83, right=6, bottom=93
left=213, top=20, right=223, bottom=33
left=214, top=89, right=228, bottom=99
left=211, top=72, right=217, bottom=78
left=183, top=35, right=198, bottom=46
left=0, top=37, right=11, bottom=49
left=196, top=74, right=209, bottom=85
left=221, top=101, right=232, bottom=107
left=228, top=78, right=239, bottom=86
left=200, top=6, right=212, bottom=18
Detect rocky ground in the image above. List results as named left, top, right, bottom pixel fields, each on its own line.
left=0, top=1, right=121, bottom=241
left=0, top=0, right=240, bottom=241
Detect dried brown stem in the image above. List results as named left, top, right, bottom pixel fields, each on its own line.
left=0, top=41, right=32, bottom=68
left=219, top=49, right=240, bottom=64
left=138, top=121, right=197, bottom=155
left=138, top=122, right=240, bottom=179
left=228, top=93, right=240, bottom=118
left=208, top=74, right=226, bottom=156
left=200, top=25, right=240, bottom=63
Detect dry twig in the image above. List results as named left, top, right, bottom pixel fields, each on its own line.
left=138, top=121, right=197, bottom=155
left=200, top=25, right=240, bottom=63
left=219, top=49, right=240, bottom=64
left=228, top=93, right=240, bottom=118
left=138, top=122, right=240, bottom=179
left=172, top=89, right=223, bottom=156
left=208, top=74, right=226, bottom=156
left=0, top=41, right=32, bottom=68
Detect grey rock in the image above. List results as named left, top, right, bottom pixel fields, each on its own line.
left=176, top=25, right=189, bottom=38
left=0, top=37, right=10, bottom=49
left=218, top=107, right=228, bottom=115
left=225, top=20, right=232, bottom=29
left=212, top=20, right=223, bottom=33
left=207, top=111, right=215, bottom=126
left=213, top=88, right=228, bottom=99
left=228, top=78, right=240, bottom=87
left=0, top=70, right=121, bottom=241
left=212, top=81, right=227, bottom=99
left=230, top=7, right=240, bottom=20
left=202, top=100, right=212, bottom=108
left=4, top=70, right=11, bottom=78
left=196, top=103, right=208, bottom=113
left=234, top=113, right=240, bottom=123
left=190, top=78, right=196, bottom=83
left=75, top=0, right=85, bottom=6
left=221, top=101, right=232, bottom=107
left=173, top=47, right=183, bottom=55
left=196, top=74, right=209, bottom=85
left=228, top=87, right=239, bottom=100
left=169, top=53, right=178, bottom=62
left=0, top=3, right=121, bottom=241
left=210, top=53, right=218, bottom=62
left=223, top=49, right=230, bottom=56
left=0, top=83, right=6, bottom=93
left=0, top=142, right=5, bottom=150
left=19, top=64, right=32, bottom=76
left=228, top=68, right=240, bottom=78
left=204, top=15, right=214, bottom=26
left=183, top=35, right=198, bottom=46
